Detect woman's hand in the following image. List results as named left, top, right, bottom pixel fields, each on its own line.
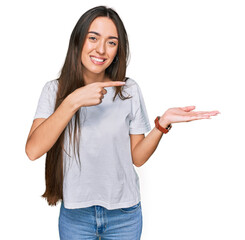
left=70, top=81, right=125, bottom=109
left=159, top=106, right=220, bottom=128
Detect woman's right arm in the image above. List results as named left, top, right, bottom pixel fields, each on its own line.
left=25, top=81, right=125, bottom=161
left=25, top=94, right=78, bottom=161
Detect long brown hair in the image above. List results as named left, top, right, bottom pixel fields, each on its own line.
left=42, top=6, right=132, bottom=205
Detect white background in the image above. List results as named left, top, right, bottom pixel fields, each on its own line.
left=0, top=0, right=244, bottom=239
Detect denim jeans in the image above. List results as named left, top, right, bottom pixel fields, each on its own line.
left=58, top=201, right=142, bottom=240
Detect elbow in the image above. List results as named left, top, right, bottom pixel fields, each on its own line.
left=133, top=159, right=142, bottom=168
left=27, top=155, right=37, bottom=161
left=134, top=163, right=142, bottom=168
left=132, top=153, right=143, bottom=167
left=25, top=143, right=38, bottom=161
left=25, top=149, right=36, bottom=161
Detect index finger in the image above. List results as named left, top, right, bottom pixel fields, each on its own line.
left=98, top=81, right=126, bottom=88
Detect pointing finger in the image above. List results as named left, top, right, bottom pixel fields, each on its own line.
left=99, top=81, right=126, bottom=88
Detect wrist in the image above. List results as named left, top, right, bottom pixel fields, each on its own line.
left=65, top=93, right=81, bottom=113
left=158, top=117, right=171, bottom=129
left=154, top=116, right=172, bottom=134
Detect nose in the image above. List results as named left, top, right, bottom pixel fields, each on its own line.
left=96, top=40, right=106, bottom=55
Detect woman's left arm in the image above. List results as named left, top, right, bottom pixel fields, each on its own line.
left=131, top=106, right=220, bottom=167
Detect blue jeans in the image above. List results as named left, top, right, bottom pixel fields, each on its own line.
left=58, top=201, right=142, bottom=239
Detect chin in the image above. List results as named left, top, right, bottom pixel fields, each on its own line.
left=90, top=67, right=107, bottom=74
left=91, top=64, right=112, bottom=73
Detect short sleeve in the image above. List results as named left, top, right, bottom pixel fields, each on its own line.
left=129, top=82, right=152, bottom=134
left=33, top=80, right=58, bottom=120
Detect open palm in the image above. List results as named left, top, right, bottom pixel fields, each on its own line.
left=160, top=106, right=220, bottom=126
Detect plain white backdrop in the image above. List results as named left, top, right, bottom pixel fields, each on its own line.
left=0, top=0, right=244, bottom=239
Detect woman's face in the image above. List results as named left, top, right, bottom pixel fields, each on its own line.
left=81, top=17, right=119, bottom=77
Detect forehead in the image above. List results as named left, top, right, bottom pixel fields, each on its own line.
left=88, top=17, right=118, bottom=37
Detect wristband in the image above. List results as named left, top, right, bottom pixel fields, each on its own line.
left=154, top=116, right=172, bottom=134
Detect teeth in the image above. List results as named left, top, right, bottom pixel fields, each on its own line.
left=91, top=57, right=105, bottom=62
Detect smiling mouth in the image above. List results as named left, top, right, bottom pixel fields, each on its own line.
left=90, top=56, right=107, bottom=64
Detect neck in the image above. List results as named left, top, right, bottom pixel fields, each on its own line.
left=83, top=70, right=108, bottom=85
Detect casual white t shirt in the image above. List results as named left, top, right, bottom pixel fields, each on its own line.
left=33, top=78, right=151, bottom=210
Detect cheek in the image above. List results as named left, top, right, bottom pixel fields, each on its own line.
left=81, top=50, right=86, bottom=64
left=81, top=41, right=93, bottom=55
left=81, top=43, right=93, bottom=63
left=109, top=47, right=118, bottom=59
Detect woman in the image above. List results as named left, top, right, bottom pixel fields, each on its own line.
left=25, top=5, right=220, bottom=240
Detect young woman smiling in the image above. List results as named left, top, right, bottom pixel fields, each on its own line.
left=25, top=6, right=220, bottom=240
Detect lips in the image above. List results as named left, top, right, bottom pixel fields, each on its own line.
left=90, top=56, right=107, bottom=65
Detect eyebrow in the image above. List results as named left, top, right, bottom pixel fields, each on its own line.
left=88, top=31, right=118, bottom=40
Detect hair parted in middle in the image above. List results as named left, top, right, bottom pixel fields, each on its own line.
left=42, top=6, right=132, bottom=206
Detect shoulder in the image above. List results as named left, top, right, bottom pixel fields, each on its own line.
left=123, top=77, right=140, bottom=94
left=42, top=79, right=59, bottom=93
left=125, top=77, right=138, bottom=87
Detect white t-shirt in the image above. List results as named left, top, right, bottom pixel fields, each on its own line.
left=34, top=78, right=151, bottom=210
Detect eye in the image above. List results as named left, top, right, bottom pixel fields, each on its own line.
left=108, top=41, right=117, bottom=46
left=88, top=36, right=97, bottom=41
